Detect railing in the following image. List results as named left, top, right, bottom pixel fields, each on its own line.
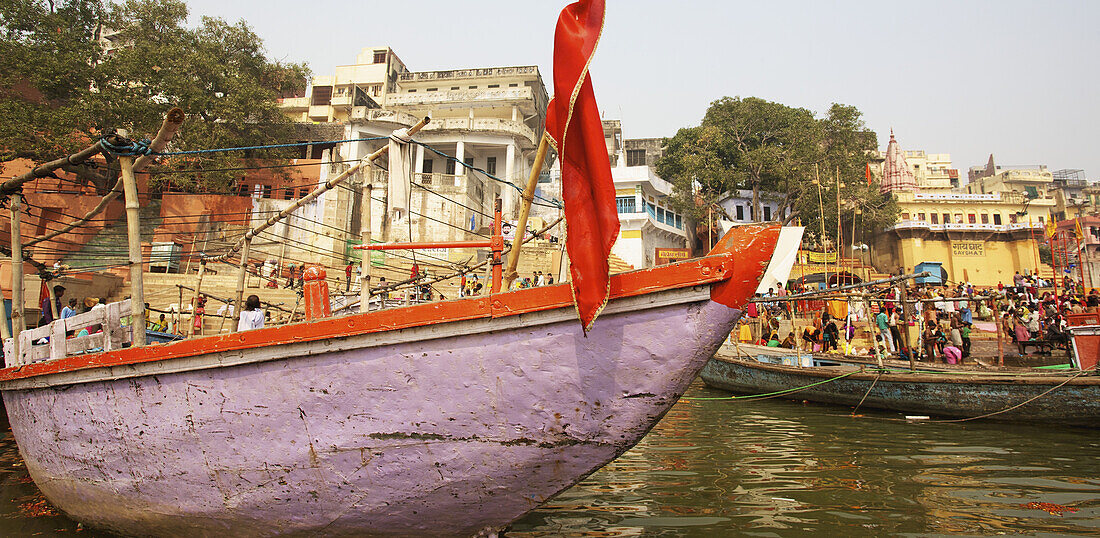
left=398, top=66, right=538, bottom=82
left=385, top=87, right=533, bottom=107
left=893, top=220, right=1043, bottom=232
left=415, top=173, right=463, bottom=187
left=4, top=299, right=133, bottom=368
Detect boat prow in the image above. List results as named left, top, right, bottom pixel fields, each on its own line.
left=1, top=225, right=782, bottom=536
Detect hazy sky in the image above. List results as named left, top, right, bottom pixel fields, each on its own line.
left=183, top=0, right=1099, bottom=180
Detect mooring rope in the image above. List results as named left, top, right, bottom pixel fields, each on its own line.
left=682, top=370, right=860, bottom=401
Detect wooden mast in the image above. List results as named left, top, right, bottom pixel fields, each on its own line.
left=502, top=134, right=550, bottom=290
left=118, top=130, right=146, bottom=347
left=9, top=194, right=25, bottom=359
left=360, top=168, right=373, bottom=312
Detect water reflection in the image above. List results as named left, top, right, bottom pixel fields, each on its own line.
left=508, top=380, right=1100, bottom=537
left=0, top=379, right=1096, bottom=537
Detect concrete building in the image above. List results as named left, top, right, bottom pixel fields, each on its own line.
left=718, top=191, right=788, bottom=223
left=1051, top=169, right=1093, bottom=221
left=871, top=191, right=1052, bottom=286
left=904, top=150, right=959, bottom=191
left=610, top=162, right=690, bottom=270
left=963, top=154, right=1053, bottom=198
left=279, top=47, right=553, bottom=271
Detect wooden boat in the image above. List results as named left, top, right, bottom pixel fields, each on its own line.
left=701, top=344, right=1100, bottom=428
left=0, top=224, right=784, bottom=536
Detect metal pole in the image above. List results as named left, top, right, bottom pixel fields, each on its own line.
left=119, top=136, right=146, bottom=347
left=9, top=194, right=25, bottom=358
left=491, top=198, right=503, bottom=293
left=899, top=283, right=914, bottom=370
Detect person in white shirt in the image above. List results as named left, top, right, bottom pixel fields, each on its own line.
left=237, top=294, right=265, bottom=332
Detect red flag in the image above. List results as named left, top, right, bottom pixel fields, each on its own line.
left=545, top=0, right=618, bottom=332
left=865, top=163, right=873, bottom=185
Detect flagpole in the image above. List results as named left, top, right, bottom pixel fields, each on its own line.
left=502, top=133, right=550, bottom=290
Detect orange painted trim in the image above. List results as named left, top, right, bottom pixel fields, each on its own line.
left=0, top=253, right=736, bottom=383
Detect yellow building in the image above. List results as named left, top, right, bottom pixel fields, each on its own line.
left=871, top=191, right=1052, bottom=286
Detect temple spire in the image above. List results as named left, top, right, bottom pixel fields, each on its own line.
left=880, top=129, right=916, bottom=194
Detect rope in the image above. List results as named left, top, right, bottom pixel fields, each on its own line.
left=146, top=137, right=389, bottom=156
left=682, top=370, right=860, bottom=401
left=927, top=370, right=1092, bottom=423
left=99, top=137, right=153, bottom=156
left=414, top=141, right=563, bottom=209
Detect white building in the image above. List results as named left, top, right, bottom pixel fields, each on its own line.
left=281, top=47, right=552, bottom=266
left=610, top=162, right=690, bottom=269
left=718, top=190, right=788, bottom=223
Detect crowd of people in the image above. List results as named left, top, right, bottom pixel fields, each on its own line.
left=736, top=270, right=1094, bottom=363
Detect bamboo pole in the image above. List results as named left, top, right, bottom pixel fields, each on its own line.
left=863, top=295, right=884, bottom=368
left=25, top=108, right=184, bottom=247
left=9, top=195, right=25, bottom=359
left=119, top=138, right=146, bottom=347
left=187, top=260, right=206, bottom=337
left=899, top=283, right=914, bottom=370
left=208, top=117, right=430, bottom=264
left=232, top=238, right=251, bottom=332
left=360, top=177, right=373, bottom=312
left=0, top=143, right=104, bottom=197
left=502, top=134, right=549, bottom=289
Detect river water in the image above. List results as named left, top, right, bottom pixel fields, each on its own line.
left=0, top=379, right=1096, bottom=536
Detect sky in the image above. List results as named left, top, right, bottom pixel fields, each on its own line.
left=182, top=0, right=1100, bottom=180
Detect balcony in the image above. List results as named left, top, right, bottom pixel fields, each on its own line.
left=892, top=219, right=1043, bottom=232
left=398, top=66, right=539, bottom=83
left=307, top=105, right=331, bottom=121
left=385, top=87, right=534, bottom=109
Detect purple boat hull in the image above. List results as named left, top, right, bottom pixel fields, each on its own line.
left=3, top=287, right=739, bottom=536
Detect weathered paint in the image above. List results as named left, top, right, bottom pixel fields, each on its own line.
left=0, top=224, right=782, bottom=535
left=701, top=351, right=1100, bottom=428
left=5, top=294, right=741, bottom=536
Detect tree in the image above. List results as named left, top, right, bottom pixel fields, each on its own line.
left=0, top=0, right=309, bottom=194
left=657, top=96, right=897, bottom=250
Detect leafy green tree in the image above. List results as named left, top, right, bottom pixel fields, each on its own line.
left=657, top=96, right=897, bottom=250
left=0, top=0, right=309, bottom=194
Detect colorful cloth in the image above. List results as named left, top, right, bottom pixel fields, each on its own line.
left=545, top=0, right=619, bottom=332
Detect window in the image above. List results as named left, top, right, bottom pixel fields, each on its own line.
left=237, top=183, right=249, bottom=197
left=299, top=187, right=309, bottom=198
left=764, top=206, right=772, bottom=221
left=407, top=89, right=416, bottom=93
left=902, top=212, right=910, bottom=220
left=373, top=50, right=387, bottom=64
left=284, top=187, right=294, bottom=200
left=626, top=149, right=646, bottom=166
left=675, top=215, right=682, bottom=229
left=262, top=185, right=273, bottom=199
left=422, top=160, right=433, bottom=174
left=954, top=213, right=963, bottom=224
left=451, top=86, right=459, bottom=90
left=993, top=213, right=1002, bottom=225
left=310, top=86, right=332, bottom=106
left=487, top=84, right=499, bottom=88
left=931, top=213, right=939, bottom=224
left=942, top=213, right=949, bottom=224
left=1009, top=213, right=1018, bottom=224
left=463, top=157, right=474, bottom=170
left=616, top=196, right=636, bottom=213
left=917, top=212, right=925, bottom=221
left=508, top=83, right=518, bottom=87
left=657, top=206, right=666, bottom=223
left=735, top=205, right=744, bottom=220
left=1038, top=216, right=1044, bottom=224
left=968, top=214, right=976, bottom=224
left=445, top=159, right=456, bottom=175
left=981, top=213, right=989, bottom=224
left=426, top=88, right=437, bottom=92
left=469, top=85, right=477, bottom=89
left=486, top=157, right=497, bottom=175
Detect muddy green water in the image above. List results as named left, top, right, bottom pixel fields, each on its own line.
left=0, top=379, right=1096, bottom=536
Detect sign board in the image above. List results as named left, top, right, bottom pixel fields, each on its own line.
left=501, top=220, right=518, bottom=241
left=806, top=251, right=838, bottom=264
left=654, top=248, right=692, bottom=265
left=951, top=241, right=985, bottom=257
